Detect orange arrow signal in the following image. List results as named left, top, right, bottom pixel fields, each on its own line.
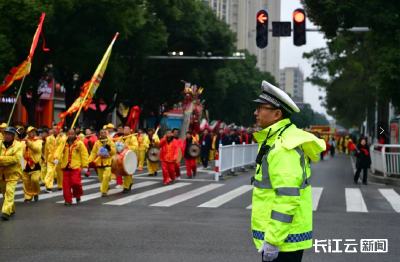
left=257, top=13, right=267, bottom=23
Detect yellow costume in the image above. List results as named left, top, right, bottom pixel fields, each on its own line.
left=40, top=138, right=47, bottom=183
left=45, top=134, right=64, bottom=190
left=22, top=138, right=42, bottom=201
left=337, top=137, right=342, bottom=153
left=209, top=135, right=217, bottom=161
left=345, top=136, right=352, bottom=155
left=195, top=134, right=201, bottom=164
left=88, top=139, right=116, bottom=194
left=0, top=140, right=23, bottom=217
left=116, top=135, right=138, bottom=190
left=137, top=134, right=149, bottom=170
left=54, top=137, right=89, bottom=169
left=145, top=134, right=160, bottom=176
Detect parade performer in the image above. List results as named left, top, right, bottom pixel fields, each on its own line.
left=106, top=123, right=117, bottom=180
left=146, top=128, right=160, bottom=177
left=83, top=128, right=98, bottom=177
left=44, top=125, right=64, bottom=192
left=54, top=129, right=89, bottom=205
left=182, top=131, right=198, bottom=178
left=115, top=125, right=138, bottom=193
left=252, top=81, right=325, bottom=262
left=172, top=128, right=183, bottom=180
left=88, top=129, right=116, bottom=197
left=345, top=135, right=351, bottom=155
left=21, top=127, right=42, bottom=202
left=210, top=131, right=217, bottom=161
left=158, top=129, right=180, bottom=185
left=0, top=127, right=23, bottom=221
left=137, top=128, right=149, bottom=171
left=40, top=129, right=49, bottom=184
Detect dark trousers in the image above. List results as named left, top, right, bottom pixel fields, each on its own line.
left=330, top=146, right=335, bottom=157
left=354, top=167, right=368, bottom=183
left=263, top=250, right=304, bottom=262
left=201, top=149, right=210, bottom=168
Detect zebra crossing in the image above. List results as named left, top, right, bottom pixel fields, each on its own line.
left=4, top=179, right=400, bottom=213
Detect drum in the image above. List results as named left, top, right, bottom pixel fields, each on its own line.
left=187, top=144, right=201, bottom=158
left=111, top=148, right=138, bottom=176
left=147, top=147, right=160, bottom=163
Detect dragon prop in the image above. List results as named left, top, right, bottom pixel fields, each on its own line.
left=126, top=106, right=141, bottom=131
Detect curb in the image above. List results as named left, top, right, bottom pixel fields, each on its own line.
left=369, top=172, right=400, bottom=186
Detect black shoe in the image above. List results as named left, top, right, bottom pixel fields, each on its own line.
left=354, top=180, right=358, bottom=184
left=24, top=199, right=32, bottom=202
left=193, top=172, right=196, bottom=177
left=129, top=183, right=133, bottom=191
left=163, top=183, right=168, bottom=186
left=84, top=175, right=89, bottom=178
left=154, top=171, right=157, bottom=176
left=187, top=176, right=192, bottom=179
left=122, top=189, right=129, bottom=194
left=64, top=202, right=72, bottom=206
left=45, top=188, right=52, bottom=193
left=102, top=193, right=107, bottom=197
left=1, top=213, right=10, bottom=221
left=10, top=212, right=15, bottom=216
left=76, top=198, right=81, bottom=204
left=34, top=195, right=39, bottom=202
left=148, top=173, right=153, bottom=177
left=58, top=188, right=62, bottom=191
left=170, top=180, right=175, bottom=184
left=363, top=182, right=368, bottom=185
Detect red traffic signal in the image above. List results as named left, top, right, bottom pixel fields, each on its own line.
left=256, top=9, right=269, bottom=49
left=293, top=8, right=306, bottom=46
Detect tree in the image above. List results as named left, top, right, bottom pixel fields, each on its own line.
left=301, top=0, right=400, bottom=130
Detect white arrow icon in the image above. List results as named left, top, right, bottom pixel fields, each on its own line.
left=380, top=127, right=384, bottom=134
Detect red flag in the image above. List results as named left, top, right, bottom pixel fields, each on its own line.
left=126, top=106, right=141, bottom=130
left=0, top=13, right=49, bottom=93
left=348, top=141, right=357, bottom=151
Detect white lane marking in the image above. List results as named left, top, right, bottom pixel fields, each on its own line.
left=312, top=187, right=324, bottom=211
left=151, top=184, right=224, bottom=207
left=246, top=204, right=252, bottom=209
left=55, top=181, right=159, bottom=204
left=103, top=183, right=191, bottom=206
left=14, top=181, right=116, bottom=202
left=345, top=188, right=368, bottom=212
left=198, top=185, right=253, bottom=208
left=379, top=189, right=400, bottom=213
left=2, top=180, right=92, bottom=199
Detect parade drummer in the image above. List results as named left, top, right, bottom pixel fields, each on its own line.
left=114, top=125, right=138, bottom=193
left=53, top=129, right=89, bottom=205
left=106, top=123, right=117, bottom=181
left=88, top=129, right=116, bottom=197
left=158, top=129, right=180, bottom=186
left=137, top=128, right=149, bottom=171
left=44, top=124, right=64, bottom=193
left=146, top=128, right=160, bottom=177
left=182, top=131, right=198, bottom=179
left=21, top=127, right=42, bottom=202
left=172, top=128, right=183, bottom=180
left=0, top=127, right=23, bottom=221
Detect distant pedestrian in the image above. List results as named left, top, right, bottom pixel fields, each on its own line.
left=329, top=136, right=336, bottom=157
left=354, top=138, right=371, bottom=185
left=228, top=129, right=241, bottom=145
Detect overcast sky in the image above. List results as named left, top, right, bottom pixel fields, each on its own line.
left=280, top=0, right=333, bottom=120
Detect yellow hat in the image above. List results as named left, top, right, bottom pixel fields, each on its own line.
left=0, top=123, right=6, bottom=128
left=103, top=125, right=107, bottom=129
left=27, top=126, right=37, bottom=133
left=107, top=123, right=115, bottom=128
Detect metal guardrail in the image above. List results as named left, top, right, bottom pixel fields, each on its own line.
left=215, top=142, right=258, bottom=181
left=370, top=144, right=400, bottom=178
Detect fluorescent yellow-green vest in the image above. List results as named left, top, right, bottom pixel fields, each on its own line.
left=251, top=119, right=326, bottom=252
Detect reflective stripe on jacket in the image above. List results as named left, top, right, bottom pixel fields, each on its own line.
left=251, top=119, right=326, bottom=252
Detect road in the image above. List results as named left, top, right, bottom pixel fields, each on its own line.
left=0, top=154, right=399, bottom=262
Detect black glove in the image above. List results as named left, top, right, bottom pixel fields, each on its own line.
left=105, top=144, right=111, bottom=151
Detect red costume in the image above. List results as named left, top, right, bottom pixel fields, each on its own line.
left=159, top=138, right=180, bottom=184
left=174, top=137, right=183, bottom=179
left=83, top=135, right=98, bottom=176
left=182, top=138, right=198, bottom=177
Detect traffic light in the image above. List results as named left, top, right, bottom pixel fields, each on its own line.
left=256, top=9, right=269, bottom=49
left=293, top=8, right=306, bottom=46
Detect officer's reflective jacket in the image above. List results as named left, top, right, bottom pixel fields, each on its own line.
left=251, top=118, right=326, bottom=252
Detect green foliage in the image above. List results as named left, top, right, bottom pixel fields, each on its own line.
left=302, top=0, right=400, bottom=128
left=0, top=0, right=277, bottom=129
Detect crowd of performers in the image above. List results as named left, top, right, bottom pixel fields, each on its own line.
left=0, top=121, right=256, bottom=221
left=311, top=133, right=359, bottom=160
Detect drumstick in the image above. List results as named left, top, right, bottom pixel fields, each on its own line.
left=99, top=133, right=138, bottom=142
left=153, top=125, right=161, bottom=140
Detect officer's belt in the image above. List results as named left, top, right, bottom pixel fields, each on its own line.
left=253, top=145, right=311, bottom=190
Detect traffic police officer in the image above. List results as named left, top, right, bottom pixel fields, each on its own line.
left=251, top=81, right=326, bottom=261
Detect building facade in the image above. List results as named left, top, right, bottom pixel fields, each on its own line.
left=200, top=0, right=281, bottom=81
left=279, top=67, right=304, bottom=103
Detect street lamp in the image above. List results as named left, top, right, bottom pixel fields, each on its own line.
left=172, top=51, right=176, bottom=56
left=179, top=51, right=184, bottom=56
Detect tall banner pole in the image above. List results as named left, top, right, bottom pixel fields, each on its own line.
left=70, top=84, right=93, bottom=130
left=0, top=57, right=32, bottom=153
